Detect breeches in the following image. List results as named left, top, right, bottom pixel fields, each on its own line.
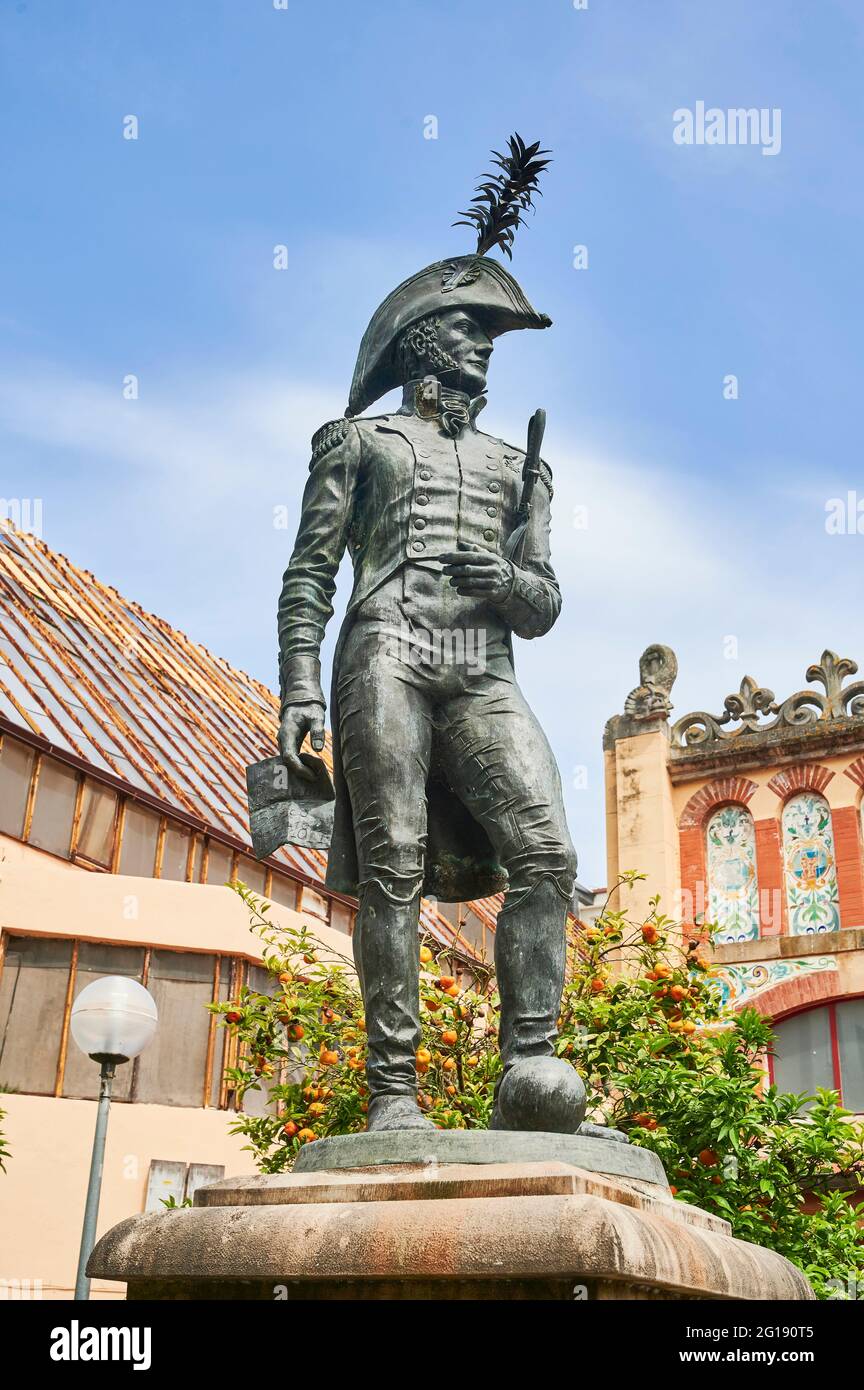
left=336, top=617, right=577, bottom=908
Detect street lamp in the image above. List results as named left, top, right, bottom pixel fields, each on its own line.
left=70, top=975, right=157, bottom=1301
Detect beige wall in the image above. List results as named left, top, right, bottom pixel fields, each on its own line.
left=0, top=1094, right=256, bottom=1299
left=604, top=729, right=679, bottom=924
left=0, top=833, right=352, bottom=960
left=0, top=837, right=353, bottom=1299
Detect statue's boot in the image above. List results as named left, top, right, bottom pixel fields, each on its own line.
left=353, top=879, right=434, bottom=1132
left=489, top=876, right=586, bottom=1133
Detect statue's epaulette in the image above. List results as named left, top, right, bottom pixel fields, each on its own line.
left=310, top=418, right=350, bottom=464
left=538, top=459, right=553, bottom=498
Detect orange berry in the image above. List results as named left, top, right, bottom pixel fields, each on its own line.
left=288, top=1023, right=305, bottom=1040
left=441, top=1030, right=458, bottom=1046
left=320, top=1049, right=339, bottom=1066
left=590, top=978, right=605, bottom=994
left=437, top=976, right=456, bottom=990
left=698, top=1148, right=719, bottom=1168
left=297, top=1128, right=316, bottom=1143
left=442, top=1057, right=456, bottom=1072
left=282, top=1120, right=299, bottom=1138
left=445, top=985, right=459, bottom=998
left=416, top=1047, right=432, bottom=1064
left=419, top=946, right=433, bottom=964
left=425, top=997, right=442, bottom=1011
left=642, top=924, right=659, bottom=944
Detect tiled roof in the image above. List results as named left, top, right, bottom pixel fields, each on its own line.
left=0, top=522, right=490, bottom=952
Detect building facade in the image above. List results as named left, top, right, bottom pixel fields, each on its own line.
left=0, top=523, right=513, bottom=1298
left=605, top=644, right=864, bottom=1114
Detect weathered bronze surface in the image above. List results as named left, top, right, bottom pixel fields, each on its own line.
left=258, top=147, right=583, bottom=1133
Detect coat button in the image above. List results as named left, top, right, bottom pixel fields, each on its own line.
left=412, top=540, right=425, bottom=552
left=416, top=495, right=429, bottom=506
left=486, top=506, right=497, bottom=517
left=483, top=529, right=495, bottom=542
left=488, top=481, right=500, bottom=493
left=419, top=469, right=432, bottom=481
left=414, top=517, right=426, bottom=530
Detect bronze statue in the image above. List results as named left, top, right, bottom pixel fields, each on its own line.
left=264, top=138, right=585, bottom=1133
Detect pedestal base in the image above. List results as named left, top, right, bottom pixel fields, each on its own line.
left=291, top=1128, right=664, bottom=1183
left=88, top=1139, right=813, bottom=1301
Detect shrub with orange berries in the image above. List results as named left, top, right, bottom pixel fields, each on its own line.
left=214, top=879, right=864, bottom=1299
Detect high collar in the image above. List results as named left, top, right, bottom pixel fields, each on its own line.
left=399, top=379, right=486, bottom=431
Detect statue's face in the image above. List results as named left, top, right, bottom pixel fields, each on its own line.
left=434, top=309, right=494, bottom=396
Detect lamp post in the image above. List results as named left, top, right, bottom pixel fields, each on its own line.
left=70, top=975, right=157, bottom=1301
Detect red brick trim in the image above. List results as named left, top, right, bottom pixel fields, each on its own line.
left=679, top=777, right=759, bottom=830
left=766, top=764, right=834, bottom=800
left=830, top=804, right=864, bottom=931
left=754, top=817, right=786, bottom=935
left=741, top=969, right=840, bottom=1020
left=678, top=825, right=705, bottom=933
left=844, top=756, right=864, bottom=789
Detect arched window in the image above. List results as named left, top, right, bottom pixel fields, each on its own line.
left=706, top=804, right=759, bottom=943
left=782, top=792, right=840, bottom=934
left=772, top=1000, right=864, bottom=1111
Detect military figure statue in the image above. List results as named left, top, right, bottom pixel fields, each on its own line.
left=274, top=244, right=588, bottom=1133
left=269, top=133, right=589, bottom=1133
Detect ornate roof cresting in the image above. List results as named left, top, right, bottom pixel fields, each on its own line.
left=672, top=651, right=864, bottom=750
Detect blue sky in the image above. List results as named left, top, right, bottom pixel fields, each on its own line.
left=2, top=0, right=863, bottom=885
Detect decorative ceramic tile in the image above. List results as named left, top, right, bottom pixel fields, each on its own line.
left=782, top=792, right=840, bottom=934
left=711, top=956, right=837, bottom=1010
left=707, top=804, right=759, bottom=942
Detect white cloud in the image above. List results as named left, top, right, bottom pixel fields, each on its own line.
left=0, top=362, right=340, bottom=507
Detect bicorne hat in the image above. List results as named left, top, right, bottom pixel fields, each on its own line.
left=346, top=255, right=551, bottom=418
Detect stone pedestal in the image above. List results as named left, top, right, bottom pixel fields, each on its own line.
left=88, top=1133, right=813, bottom=1301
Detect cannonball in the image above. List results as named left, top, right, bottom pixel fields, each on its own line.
left=496, top=1056, right=587, bottom=1134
